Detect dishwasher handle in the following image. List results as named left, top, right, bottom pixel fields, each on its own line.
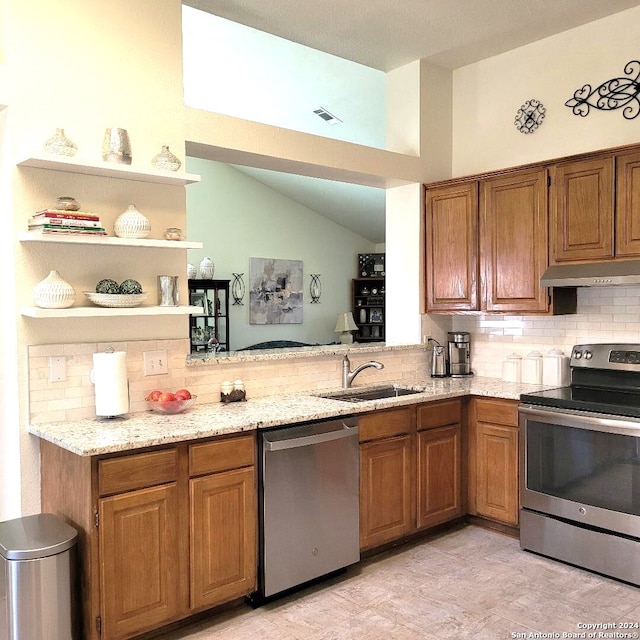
left=264, top=422, right=358, bottom=452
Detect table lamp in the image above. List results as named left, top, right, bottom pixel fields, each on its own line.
left=335, top=312, right=358, bottom=344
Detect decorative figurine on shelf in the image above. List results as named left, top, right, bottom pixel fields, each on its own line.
left=113, top=204, right=150, bottom=239
left=43, top=128, right=78, bottom=157
left=199, top=256, right=215, bottom=279
left=151, top=145, right=182, bottom=171
left=102, top=127, right=131, bottom=164
left=33, top=270, right=76, bottom=308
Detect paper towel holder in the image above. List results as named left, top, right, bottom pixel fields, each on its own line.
left=91, top=346, right=130, bottom=420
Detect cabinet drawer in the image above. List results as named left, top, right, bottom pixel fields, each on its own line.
left=189, top=434, right=255, bottom=477
left=359, top=407, right=415, bottom=442
left=99, top=448, right=177, bottom=496
left=417, top=399, right=461, bottom=430
left=474, top=398, right=518, bottom=427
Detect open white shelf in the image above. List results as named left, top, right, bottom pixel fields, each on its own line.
left=18, top=231, right=203, bottom=249
left=17, top=153, right=201, bottom=186
left=21, top=305, right=204, bottom=318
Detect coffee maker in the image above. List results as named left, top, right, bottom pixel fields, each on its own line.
left=447, top=332, right=472, bottom=377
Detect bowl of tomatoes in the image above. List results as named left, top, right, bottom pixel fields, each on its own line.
left=145, top=388, right=196, bottom=414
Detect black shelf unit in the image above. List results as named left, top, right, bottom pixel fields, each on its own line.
left=188, top=279, right=230, bottom=353
left=352, top=277, right=385, bottom=343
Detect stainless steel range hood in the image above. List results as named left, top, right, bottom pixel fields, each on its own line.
left=541, top=260, right=640, bottom=287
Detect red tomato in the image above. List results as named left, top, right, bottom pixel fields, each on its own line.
left=158, top=391, right=176, bottom=402
left=146, top=389, right=163, bottom=401
left=174, top=389, right=192, bottom=400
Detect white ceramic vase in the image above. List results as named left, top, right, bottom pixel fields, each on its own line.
left=199, top=257, right=215, bottom=279
left=114, top=204, right=151, bottom=239
left=187, top=263, right=197, bottom=279
left=43, top=128, right=78, bottom=157
left=151, top=145, right=181, bottom=171
left=33, top=270, right=76, bottom=308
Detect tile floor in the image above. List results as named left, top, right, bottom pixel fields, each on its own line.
left=158, top=525, right=640, bottom=639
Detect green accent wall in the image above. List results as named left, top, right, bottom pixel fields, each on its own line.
left=187, top=157, right=376, bottom=350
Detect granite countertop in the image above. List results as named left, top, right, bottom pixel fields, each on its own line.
left=28, top=376, right=552, bottom=457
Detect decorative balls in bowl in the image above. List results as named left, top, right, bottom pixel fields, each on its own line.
left=145, top=389, right=196, bottom=414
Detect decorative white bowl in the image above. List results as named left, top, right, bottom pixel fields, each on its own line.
left=84, top=292, right=149, bottom=308
left=146, top=396, right=196, bottom=414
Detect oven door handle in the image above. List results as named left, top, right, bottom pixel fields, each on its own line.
left=519, top=404, right=640, bottom=437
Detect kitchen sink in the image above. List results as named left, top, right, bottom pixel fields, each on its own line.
left=321, top=386, right=424, bottom=402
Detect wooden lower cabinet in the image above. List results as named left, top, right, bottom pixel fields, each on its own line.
left=190, top=466, right=256, bottom=610
left=99, top=484, right=184, bottom=639
left=40, top=434, right=256, bottom=640
left=417, top=425, right=462, bottom=529
left=468, top=398, right=519, bottom=526
left=360, top=435, right=413, bottom=549
left=359, top=400, right=463, bottom=551
left=416, top=399, right=463, bottom=530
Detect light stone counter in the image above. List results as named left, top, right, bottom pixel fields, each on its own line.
left=29, top=376, right=553, bottom=457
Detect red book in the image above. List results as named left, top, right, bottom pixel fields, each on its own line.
left=33, top=209, right=100, bottom=221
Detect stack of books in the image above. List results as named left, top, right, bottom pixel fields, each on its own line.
left=28, top=210, right=107, bottom=236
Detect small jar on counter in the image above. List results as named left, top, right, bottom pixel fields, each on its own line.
left=501, top=353, right=522, bottom=383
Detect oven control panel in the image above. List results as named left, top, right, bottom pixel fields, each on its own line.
left=571, top=344, right=640, bottom=370
left=609, top=350, right=640, bottom=364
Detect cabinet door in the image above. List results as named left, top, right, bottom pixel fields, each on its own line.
left=480, top=168, right=549, bottom=312
left=475, top=423, right=519, bottom=525
left=99, top=484, right=182, bottom=640
left=416, top=425, right=462, bottom=530
left=425, top=182, right=479, bottom=311
left=616, top=150, right=640, bottom=258
left=359, top=435, right=413, bottom=550
left=190, top=467, right=256, bottom=610
left=550, top=156, right=614, bottom=263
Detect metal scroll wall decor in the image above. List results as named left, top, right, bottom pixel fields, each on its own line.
left=514, top=99, right=546, bottom=134
left=565, top=60, right=640, bottom=120
left=231, top=273, right=245, bottom=305
left=309, top=274, right=322, bottom=303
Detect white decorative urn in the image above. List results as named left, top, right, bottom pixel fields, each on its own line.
left=33, top=270, right=76, bottom=308
left=199, top=256, right=215, bottom=279
left=113, top=204, right=151, bottom=239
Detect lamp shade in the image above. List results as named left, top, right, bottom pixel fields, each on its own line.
left=335, top=312, right=358, bottom=333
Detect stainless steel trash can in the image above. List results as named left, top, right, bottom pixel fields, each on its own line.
left=0, top=513, right=78, bottom=640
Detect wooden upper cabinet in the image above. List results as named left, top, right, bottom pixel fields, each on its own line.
left=616, top=150, right=640, bottom=258
left=550, top=155, right=614, bottom=263
left=425, top=181, right=479, bottom=311
left=480, top=168, right=549, bottom=312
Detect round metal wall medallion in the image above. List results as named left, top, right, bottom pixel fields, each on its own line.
left=515, top=99, right=546, bottom=134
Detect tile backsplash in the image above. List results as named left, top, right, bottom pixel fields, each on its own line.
left=27, top=341, right=429, bottom=425
left=452, top=285, right=640, bottom=378
left=28, top=286, right=637, bottom=424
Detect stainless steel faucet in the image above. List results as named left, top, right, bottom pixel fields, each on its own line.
left=342, top=354, right=384, bottom=388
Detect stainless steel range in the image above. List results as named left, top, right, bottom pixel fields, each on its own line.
left=519, top=344, right=640, bottom=585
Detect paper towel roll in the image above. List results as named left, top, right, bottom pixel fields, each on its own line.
left=92, top=351, right=129, bottom=417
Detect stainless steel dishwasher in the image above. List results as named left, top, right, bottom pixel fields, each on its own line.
left=252, top=416, right=360, bottom=602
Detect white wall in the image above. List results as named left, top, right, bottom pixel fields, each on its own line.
left=182, top=5, right=387, bottom=150
left=186, top=157, right=375, bottom=349
left=452, top=5, right=640, bottom=177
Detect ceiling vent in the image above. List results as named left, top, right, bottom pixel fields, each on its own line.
left=313, top=107, right=342, bottom=125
